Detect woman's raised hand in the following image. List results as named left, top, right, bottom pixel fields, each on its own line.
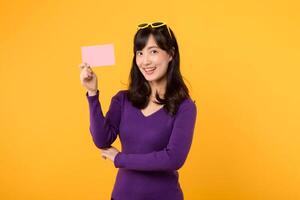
left=79, top=63, right=98, bottom=95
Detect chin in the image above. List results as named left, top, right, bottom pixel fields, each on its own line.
left=145, top=77, right=157, bottom=82
left=144, top=75, right=166, bottom=83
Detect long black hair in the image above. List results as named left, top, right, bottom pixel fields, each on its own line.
left=128, top=24, right=190, bottom=116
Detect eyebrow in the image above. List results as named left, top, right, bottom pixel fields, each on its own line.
left=146, top=46, right=159, bottom=50
left=136, top=46, right=159, bottom=52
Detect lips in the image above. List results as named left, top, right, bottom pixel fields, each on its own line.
left=143, top=67, right=156, bottom=75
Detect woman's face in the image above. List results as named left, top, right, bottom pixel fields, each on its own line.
left=135, top=34, right=172, bottom=83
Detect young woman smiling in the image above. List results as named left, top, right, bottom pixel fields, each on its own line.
left=79, top=22, right=197, bottom=200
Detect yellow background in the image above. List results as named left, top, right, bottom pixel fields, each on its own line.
left=1, top=0, right=299, bottom=199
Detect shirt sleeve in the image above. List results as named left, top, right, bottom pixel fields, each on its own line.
left=114, top=99, right=197, bottom=171
left=86, top=90, right=124, bottom=149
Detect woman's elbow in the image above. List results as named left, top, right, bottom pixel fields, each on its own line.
left=167, top=156, right=186, bottom=170
left=93, top=140, right=111, bottom=149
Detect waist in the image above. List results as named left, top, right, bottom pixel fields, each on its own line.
left=112, top=169, right=182, bottom=198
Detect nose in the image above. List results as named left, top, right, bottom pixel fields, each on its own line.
left=142, top=54, right=151, bottom=66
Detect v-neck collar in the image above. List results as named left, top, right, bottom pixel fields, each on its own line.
left=139, top=106, right=165, bottom=118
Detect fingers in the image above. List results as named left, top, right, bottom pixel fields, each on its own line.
left=79, top=62, right=92, bottom=70
left=79, top=62, right=95, bottom=81
left=101, top=151, right=108, bottom=160
left=101, top=149, right=110, bottom=160
left=79, top=63, right=85, bottom=70
left=80, top=69, right=93, bottom=81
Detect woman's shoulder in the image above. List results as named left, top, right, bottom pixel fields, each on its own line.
left=177, top=97, right=197, bottom=113
left=170, top=97, right=197, bottom=121
left=114, top=89, right=129, bottom=97
left=112, top=89, right=129, bottom=101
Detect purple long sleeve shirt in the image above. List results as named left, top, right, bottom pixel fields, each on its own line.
left=86, top=90, right=197, bottom=200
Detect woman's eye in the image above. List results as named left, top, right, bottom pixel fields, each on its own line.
left=151, top=50, right=158, bottom=54
left=136, top=51, right=143, bottom=56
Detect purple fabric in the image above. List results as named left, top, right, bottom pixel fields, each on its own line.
left=86, top=90, right=197, bottom=200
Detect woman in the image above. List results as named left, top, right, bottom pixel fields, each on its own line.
left=79, top=22, right=197, bottom=200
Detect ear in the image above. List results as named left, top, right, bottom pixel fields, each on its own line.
left=168, top=54, right=173, bottom=62
left=168, top=47, right=175, bottom=62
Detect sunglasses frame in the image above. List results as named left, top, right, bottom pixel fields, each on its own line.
left=137, top=22, right=172, bottom=39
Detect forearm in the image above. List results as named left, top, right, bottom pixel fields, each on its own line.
left=114, top=148, right=189, bottom=171
left=87, top=91, right=118, bottom=148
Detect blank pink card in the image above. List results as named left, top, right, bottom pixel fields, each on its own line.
left=81, top=44, right=115, bottom=67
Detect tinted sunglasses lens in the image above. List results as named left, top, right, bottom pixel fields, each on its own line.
left=138, top=23, right=149, bottom=28
left=152, top=22, right=164, bottom=27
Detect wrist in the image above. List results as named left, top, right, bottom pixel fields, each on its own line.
left=87, top=89, right=98, bottom=96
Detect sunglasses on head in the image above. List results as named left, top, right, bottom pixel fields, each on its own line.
left=137, top=22, right=172, bottom=39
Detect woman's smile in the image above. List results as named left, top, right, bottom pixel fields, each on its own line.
left=143, top=67, right=157, bottom=75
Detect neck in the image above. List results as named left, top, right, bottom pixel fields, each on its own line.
left=148, top=77, right=167, bottom=98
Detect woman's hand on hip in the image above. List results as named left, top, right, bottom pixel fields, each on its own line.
left=101, top=146, right=120, bottom=163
